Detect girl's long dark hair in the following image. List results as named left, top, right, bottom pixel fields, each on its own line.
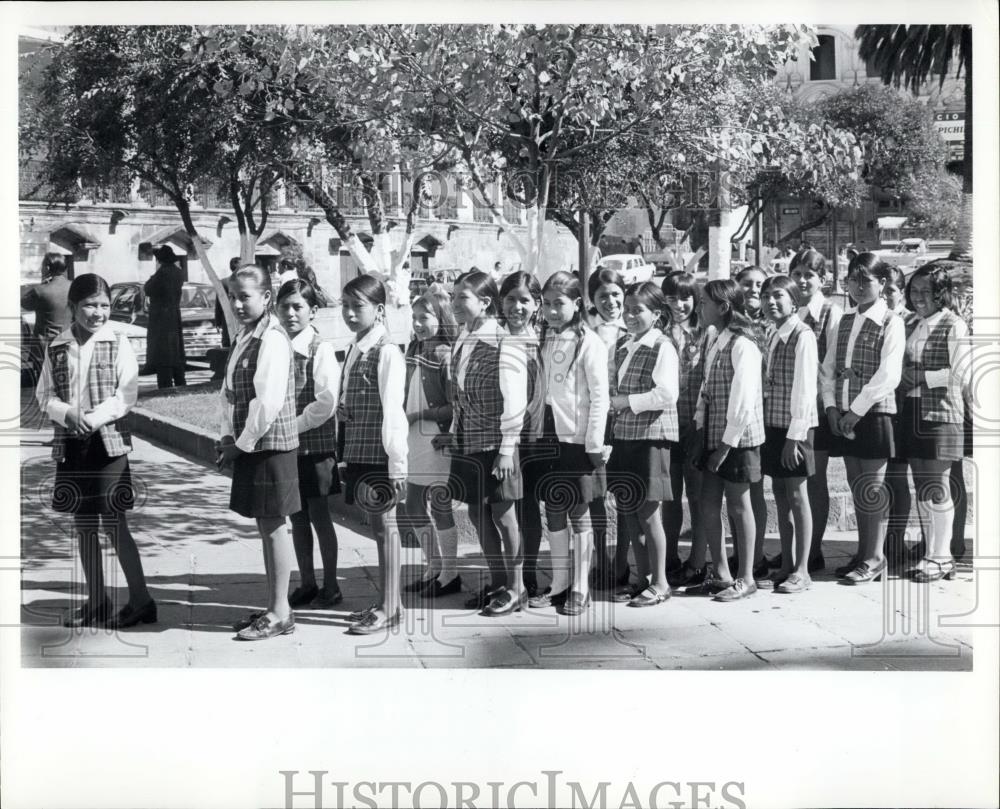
left=661, top=271, right=699, bottom=328
left=586, top=267, right=627, bottom=321
left=701, top=279, right=755, bottom=341
left=541, top=271, right=588, bottom=371
left=905, top=261, right=955, bottom=314
left=67, top=272, right=111, bottom=306
left=277, top=278, right=320, bottom=309
left=624, top=281, right=669, bottom=332
left=342, top=273, right=387, bottom=307
left=498, top=271, right=542, bottom=332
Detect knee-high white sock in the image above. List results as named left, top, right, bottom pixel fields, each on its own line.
left=572, top=531, right=594, bottom=596
left=435, top=526, right=459, bottom=583
left=930, top=499, right=956, bottom=560
left=418, top=526, right=439, bottom=580
left=548, top=528, right=571, bottom=595
left=914, top=500, right=934, bottom=560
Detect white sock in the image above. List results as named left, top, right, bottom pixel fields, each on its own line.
left=436, top=527, right=459, bottom=583
left=548, top=528, right=571, bottom=595
left=914, top=500, right=934, bottom=559
left=572, top=531, right=593, bottom=597
left=417, top=526, right=439, bottom=580
left=930, top=499, right=956, bottom=560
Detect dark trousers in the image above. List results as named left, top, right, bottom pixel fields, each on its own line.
left=156, top=366, right=187, bottom=389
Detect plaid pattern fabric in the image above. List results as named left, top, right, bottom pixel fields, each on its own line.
left=833, top=309, right=897, bottom=415
left=405, top=339, right=453, bottom=433
left=341, top=335, right=390, bottom=464
left=908, top=310, right=964, bottom=423
left=228, top=317, right=299, bottom=452
left=294, top=332, right=339, bottom=456
left=802, top=300, right=834, bottom=362
left=613, top=334, right=679, bottom=441
left=764, top=319, right=808, bottom=428
left=667, top=325, right=706, bottom=428
left=453, top=338, right=505, bottom=454
left=49, top=337, right=132, bottom=462
left=702, top=334, right=765, bottom=449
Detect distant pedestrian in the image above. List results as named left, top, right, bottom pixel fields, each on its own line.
left=144, top=245, right=187, bottom=388
left=21, top=255, right=73, bottom=381
left=214, top=257, right=240, bottom=349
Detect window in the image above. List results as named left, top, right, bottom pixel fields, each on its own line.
left=810, top=35, right=836, bottom=81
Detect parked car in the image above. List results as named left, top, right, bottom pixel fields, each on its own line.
left=109, top=281, right=223, bottom=359
left=408, top=269, right=460, bottom=301
left=595, top=254, right=655, bottom=285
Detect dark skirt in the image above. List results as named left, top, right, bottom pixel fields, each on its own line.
left=342, top=463, right=398, bottom=513
left=448, top=447, right=523, bottom=504
left=670, top=422, right=697, bottom=467
left=230, top=449, right=301, bottom=518
left=833, top=411, right=896, bottom=460
left=761, top=426, right=816, bottom=479
left=963, top=408, right=973, bottom=457
left=695, top=444, right=762, bottom=484
left=520, top=439, right=556, bottom=505
left=607, top=439, right=672, bottom=510
left=296, top=452, right=342, bottom=501
left=812, top=417, right=841, bottom=456
left=52, top=437, right=134, bottom=515
left=534, top=407, right=606, bottom=510
left=899, top=398, right=964, bottom=462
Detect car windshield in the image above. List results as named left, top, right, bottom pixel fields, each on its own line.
left=600, top=259, right=625, bottom=271
left=180, top=286, right=215, bottom=308
left=112, top=287, right=140, bottom=314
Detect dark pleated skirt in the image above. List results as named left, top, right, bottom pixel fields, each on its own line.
left=52, top=437, right=134, bottom=515
left=607, top=439, right=673, bottom=510
left=898, top=398, right=964, bottom=462
left=230, top=449, right=301, bottom=518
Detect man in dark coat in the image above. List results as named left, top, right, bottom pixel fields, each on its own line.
left=21, top=255, right=72, bottom=383
left=144, top=245, right=187, bottom=388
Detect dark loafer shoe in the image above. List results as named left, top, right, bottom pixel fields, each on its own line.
left=232, top=610, right=266, bottom=632
left=63, top=598, right=112, bottom=628
left=404, top=577, right=435, bottom=593
left=628, top=586, right=671, bottom=607
left=683, top=578, right=729, bottom=596
left=347, top=609, right=401, bottom=635
left=561, top=590, right=591, bottom=616
left=235, top=614, right=295, bottom=641
left=288, top=585, right=319, bottom=608
left=313, top=588, right=344, bottom=608
left=835, top=556, right=861, bottom=578
left=111, top=600, right=157, bottom=629
left=482, top=589, right=527, bottom=617
left=426, top=575, right=462, bottom=598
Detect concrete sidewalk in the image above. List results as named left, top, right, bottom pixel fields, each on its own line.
left=18, top=428, right=977, bottom=670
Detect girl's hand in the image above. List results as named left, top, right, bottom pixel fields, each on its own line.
left=587, top=451, right=604, bottom=469
left=217, top=441, right=242, bottom=469
left=492, top=452, right=516, bottom=481
left=781, top=439, right=804, bottom=470
left=431, top=433, right=453, bottom=452
left=839, top=411, right=860, bottom=437
left=826, top=407, right=843, bottom=437
left=600, top=445, right=613, bottom=465
left=707, top=445, right=729, bottom=474
left=392, top=478, right=407, bottom=504
left=64, top=409, right=88, bottom=438
left=610, top=395, right=630, bottom=413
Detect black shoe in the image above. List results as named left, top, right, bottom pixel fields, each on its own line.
left=63, top=598, right=112, bottom=628
left=665, top=557, right=684, bottom=577
left=684, top=578, right=730, bottom=596
left=426, top=575, right=462, bottom=598
left=766, top=553, right=783, bottom=569
left=807, top=553, right=825, bottom=573
left=110, top=600, right=157, bottom=629
left=669, top=562, right=706, bottom=588
left=465, top=585, right=504, bottom=610
left=313, top=587, right=344, bottom=608
left=835, top=556, right=860, bottom=578
left=404, top=577, right=435, bottom=593
left=288, top=585, right=319, bottom=607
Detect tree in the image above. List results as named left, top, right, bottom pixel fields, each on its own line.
left=855, top=24, right=972, bottom=259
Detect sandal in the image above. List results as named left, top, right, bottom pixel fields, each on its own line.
left=611, top=584, right=640, bottom=603
left=909, top=558, right=957, bottom=583
left=627, top=586, right=671, bottom=607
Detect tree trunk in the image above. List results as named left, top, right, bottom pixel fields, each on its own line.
left=777, top=210, right=831, bottom=247
left=175, top=198, right=237, bottom=338
left=950, top=40, right=972, bottom=261
left=239, top=232, right=257, bottom=266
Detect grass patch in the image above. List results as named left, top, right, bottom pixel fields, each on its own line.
left=138, top=380, right=222, bottom=434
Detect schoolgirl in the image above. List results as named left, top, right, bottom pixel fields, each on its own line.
left=791, top=249, right=842, bottom=572
left=760, top=275, right=818, bottom=592
left=336, top=274, right=409, bottom=633
left=688, top=279, right=765, bottom=602
left=660, top=271, right=709, bottom=588
left=447, top=271, right=528, bottom=616
left=898, top=262, right=969, bottom=581
left=36, top=273, right=155, bottom=629
left=607, top=282, right=679, bottom=607
left=586, top=267, right=630, bottom=588
left=499, top=272, right=546, bottom=598
left=529, top=271, right=609, bottom=614
left=401, top=288, right=461, bottom=598
left=820, top=253, right=904, bottom=584
left=883, top=266, right=911, bottom=318
left=220, top=264, right=301, bottom=640
left=275, top=279, right=343, bottom=610
left=734, top=266, right=772, bottom=581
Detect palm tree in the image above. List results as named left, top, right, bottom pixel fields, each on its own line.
left=855, top=25, right=972, bottom=260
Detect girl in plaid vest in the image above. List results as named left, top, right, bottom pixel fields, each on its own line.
left=499, top=272, right=546, bottom=599
left=607, top=282, right=678, bottom=608
left=661, top=271, right=711, bottom=589
left=898, top=263, right=970, bottom=582
left=760, top=275, right=818, bottom=593
left=690, top=280, right=765, bottom=602
left=219, top=265, right=301, bottom=641
left=336, top=275, right=408, bottom=634
left=401, top=289, right=461, bottom=599
left=820, top=253, right=904, bottom=584
left=586, top=268, right=631, bottom=591
left=791, top=249, right=842, bottom=573
left=276, top=279, right=343, bottom=611
left=446, top=271, right=528, bottom=617
left=735, top=266, right=773, bottom=583
left=529, top=272, right=610, bottom=615
left=36, top=273, right=154, bottom=630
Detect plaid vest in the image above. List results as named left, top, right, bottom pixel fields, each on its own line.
left=702, top=333, right=765, bottom=449
left=293, top=332, right=339, bottom=456
left=227, top=317, right=299, bottom=452
left=666, top=324, right=706, bottom=428
left=405, top=339, right=453, bottom=434
left=48, top=336, right=132, bottom=462
left=453, top=338, right=505, bottom=454
left=801, top=299, right=835, bottom=362
left=833, top=308, right=898, bottom=415
left=906, top=310, right=964, bottom=423
left=613, top=333, right=679, bottom=442
left=764, top=319, right=810, bottom=428
left=341, top=336, right=393, bottom=464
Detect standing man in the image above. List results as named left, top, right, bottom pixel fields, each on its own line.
left=21, top=254, right=72, bottom=384
left=144, top=245, right=187, bottom=388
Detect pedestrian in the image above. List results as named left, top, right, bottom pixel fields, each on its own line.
left=660, top=271, right=710, bottom=588
left=214, top=257, right=240, bottom=349
left=821, top=253, right=904, bottom=585
left=337, top=275, right=408, bottom=634
left=21, top=254, right=73, bottom=382
left=498, top=272, right=546, bottom=599
left=296, top=262, right=331, bottom=308
left=144, top=245, right=187, bottom=388
left=790, top=249, right=842, bottom=572
left=276, top=279, right=344, bottom=610
left=586, top=267, right=629, bottom=589
left=400, top=289, right=462, bottom=599
left=688, top=279, right=765, bottom=602
left=446, top=270, right=527, bottom=616
left=278, top=257, right=299, bottom=286
left=760, top=274, right=818, bottom=593
left=36, top=273, right=156, bottom=629
left=220, top=264, right=301, bottom=640
left=898, top=263, right=969, bottom=582
left=607, top=281, right=678, bottom=608
left=530, top=271, right=609, bottom=615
